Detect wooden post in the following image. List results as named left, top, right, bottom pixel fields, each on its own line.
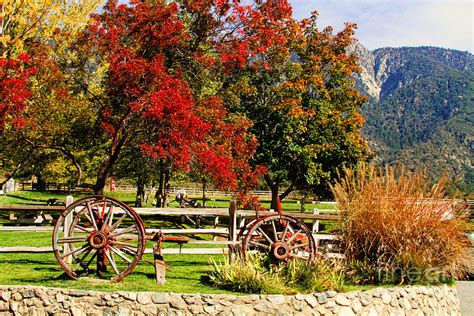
left=229, top=201, right=237, bottom=242
left=312, top=208, right=320, bottom=250
left=153, top=238, right=166, bottom=284
left=63, top=195, right=74, bottom=264
left=212, top=216, right=219, bottom=241
left=228, top=201, right=237, bottom=261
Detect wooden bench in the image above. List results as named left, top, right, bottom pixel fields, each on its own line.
left=1, top=205, right=63, bottom=225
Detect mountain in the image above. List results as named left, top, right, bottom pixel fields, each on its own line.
left=351, top=44, right=474, bottom=194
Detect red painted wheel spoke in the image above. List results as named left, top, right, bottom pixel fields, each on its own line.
left=121, top=246, right=138, bottom=256
left=84, top=250, right=98, bottom=269
left=281, top=222, right=291, bottom=242
left=73, top=247, right=94, bottom=271
left=271, top=220, right=278, bottom=242
left=102, top=204, right=115, bottom=232
left=75, top=225, right=93, bottom=233
left=58, top=236, right=88, bottom=243
left=110, top=241, right=138, bottom=249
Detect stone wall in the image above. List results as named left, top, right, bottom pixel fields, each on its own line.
left=0, top=284, right=461, bottom=315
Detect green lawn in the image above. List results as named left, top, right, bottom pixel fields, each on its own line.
left=0, top=252, right=234, bottom=293
left=0, top=231, right=235, bottom=293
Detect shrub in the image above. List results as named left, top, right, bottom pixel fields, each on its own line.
left=282, top=257, right=346, bottom=292
left=332, top=163, right=471, bottom=285
left=207, top=254, right=290, bottom=294
left=206, top=254, right=345, bottom=294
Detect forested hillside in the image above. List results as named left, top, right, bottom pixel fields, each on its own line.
left=352, top=45, right=474, bottom=193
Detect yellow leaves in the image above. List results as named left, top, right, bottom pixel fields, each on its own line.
left=1, top=0, right=102, bottom=56
left=288, top=102, right=304, bottom=118
left=0, top=34, right=11, bottom=51
left=41, top=155, right=75, bottom=183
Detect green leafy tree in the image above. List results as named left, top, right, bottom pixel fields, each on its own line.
left=227, top=13, right=371, bottom=208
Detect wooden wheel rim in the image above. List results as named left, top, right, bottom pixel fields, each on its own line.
left=52, top=195, right=146, bottom=282
left=241, top=214, right=316, bottom=262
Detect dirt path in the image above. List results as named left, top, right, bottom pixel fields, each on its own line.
left=457, top=281, right=474, bottom=315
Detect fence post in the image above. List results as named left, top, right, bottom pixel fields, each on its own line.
left=63, top=195, right=74, bottom=264
left=229, top=201, right=237, bottom=242
left=212, top=216, right=219, bottom=241
left=228, top=201, right=237, bottom=261
left=312, top=208, right=320, bottom=250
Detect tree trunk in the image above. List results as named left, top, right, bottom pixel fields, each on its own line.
left=136, top=178, right=145, bottom=207
left=0, top=157, right=28, bottom=189
left=94, top=162, right=109, bottom=195
left=155, top=160, right=165, bottom=207
left=163, top=166, right=171, bottom=207
left=264, top=174, right=279, bottom=211
left=94, top=114, right=129, bottom=195
left=155, top=160, right=171, bottom=207
left=202, top=179, right=206, bottom=208
left=300, top=191, right=309, bottom=213
left=94, top=140, right=126, bottom=195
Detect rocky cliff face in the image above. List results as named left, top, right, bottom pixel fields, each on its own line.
left=351, top=44, right=473, bottom=101
left=350, top=44, right=474, bottom=193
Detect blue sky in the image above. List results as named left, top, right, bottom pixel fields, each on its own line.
left=289, top=0, right=473, bottom=53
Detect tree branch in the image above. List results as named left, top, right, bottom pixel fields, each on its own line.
left=279, top=182, right=295, bottom=201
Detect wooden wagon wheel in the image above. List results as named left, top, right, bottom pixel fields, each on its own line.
left=52, top=196, right=146, bottom=282
left=241, top=214, right=316, bottom=262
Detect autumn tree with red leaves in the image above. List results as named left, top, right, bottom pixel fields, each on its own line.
left=82, top=0, right=292, bottom=196
left=83, top=0, right=205, bottom=194
left=0, top=53, right=34, bottom=132
left=190, top=96, right=266, bottom=205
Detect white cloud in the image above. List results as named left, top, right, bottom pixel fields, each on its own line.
left=290, top=0, right=473, bottom=52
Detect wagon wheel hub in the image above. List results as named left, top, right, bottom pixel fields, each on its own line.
left=89, top=231, right=108, bottom=249
left=272, top=241, right=290, bottom=260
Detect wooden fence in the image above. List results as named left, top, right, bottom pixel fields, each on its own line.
left=0, top=197, right=341, bottom=255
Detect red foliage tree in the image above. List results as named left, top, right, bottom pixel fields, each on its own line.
left=85, top=0, right=292, bottom=195
left=85, top=0, right=211, bottom=194
left=0, top=53, right=34, bottom=132
left=191, top=95, right=266, bottom=204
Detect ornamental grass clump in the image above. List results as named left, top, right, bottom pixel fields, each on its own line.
left=332, top=163, right=471, bottom=285
left=207, top=254, right=290, bottom=294
left=206, top=254, right=346, bottom=294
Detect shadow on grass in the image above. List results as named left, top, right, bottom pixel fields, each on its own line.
left=0, top=258, right=56, bottom=265
left=166, top=260, right=208, bottom=267
left=14, top=274, right=81, bottom=284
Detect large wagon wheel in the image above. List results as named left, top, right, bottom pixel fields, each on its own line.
left=52, top=196, right=146, bottom=282
left=241, top=214, right=316, bottom=262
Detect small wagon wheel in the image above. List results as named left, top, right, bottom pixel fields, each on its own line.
left=52, top=196, right=146, bottom=282
left=241, top=214, right=316, bottom=262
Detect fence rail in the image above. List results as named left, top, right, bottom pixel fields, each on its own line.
left=0, top=197, right=341, bottom=255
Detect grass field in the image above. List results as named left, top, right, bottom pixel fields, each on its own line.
left=0, top=230, right=236, bottom=293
